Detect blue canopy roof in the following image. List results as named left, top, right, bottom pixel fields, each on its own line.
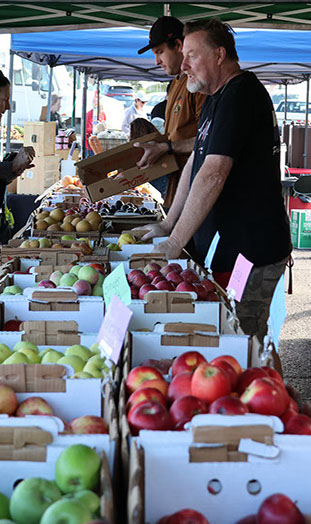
left=11, top=26, right=311, bottom=82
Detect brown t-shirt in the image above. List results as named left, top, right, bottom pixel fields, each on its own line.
left=164, top=73, right=206, bottom=207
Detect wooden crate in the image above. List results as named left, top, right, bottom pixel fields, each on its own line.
left=23, top=122, right=56, bottom=157
left=17, top=155, right=60, bottom=195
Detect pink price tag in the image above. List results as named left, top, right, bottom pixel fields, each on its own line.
left=226, top=254, right=254, bottom=302
left=96, top=295, right=133, bottom=364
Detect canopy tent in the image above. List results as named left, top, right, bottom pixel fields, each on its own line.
left=3, top=2, right=311, bottom=33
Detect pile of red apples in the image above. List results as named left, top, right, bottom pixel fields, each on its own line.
left=125, top=351, right=311, bottom=436
left=128, top=262, right=218, bottom=301
left=0, top=384, right=108, bottom=435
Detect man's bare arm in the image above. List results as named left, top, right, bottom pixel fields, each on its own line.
left=135, top=138, right=196, bottom=168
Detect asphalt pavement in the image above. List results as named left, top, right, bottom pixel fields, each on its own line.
left=279, top=249, right=311, bottom=403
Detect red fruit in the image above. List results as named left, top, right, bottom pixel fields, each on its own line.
left=151, top=275, right=166, bottom=286
left=138, top=283, right=156, bottom=300
left=175, top=282, right=197, bottom=293
left=209, top=358, right=238, bottom=389
left=126, top=366, right=163, bottom=394
left=261, top=366, right=284, bottom=385
left=155, top=280, right=175, bottom=291
left=130, top=284, right=139, bottom=299
left=172, top=351, right=207, bottom=377
left=281, top=408, right=298, bottom=426
left=209, top=395, right=249, bottom=415
left=69, top=415, right=109, bottom=435
left=166, top=271, right=184, bottom=286
left=169, top=395, right=208, bottom=430
left=236, top=367, right=269, bottom=395
left=128, top=269, right=144, bottom=284
left=212, top=355, right=242, bottom=377
left=283, top=412, right=311, bottom=435
left=144, top=262, right=162, bottom=273
left=167, top=508, right=209, bottom=523
left=191, top=363, right=232, bottom=404
left=133, top=273, right=151, bottom=288
left=160, top=263, right=183, bottom=276
left=126, top=387, right=167, bottom=413
left=200, top=279, right=216, bottom=293
left=167, top=372, right=193, bottom=404
left=193, top=283, right=209, bottom=301
left=136, top=378, right=168, bottom=397
left=288, top=396, right=299, bottom=412
left=140, top=358, right=172, bottom=375
left=240, top=377, right=287, bottom=417
left=0, top=384, right=18, bottom=415
left=257, top=493, right=305, bottom=524
left=235, top=516, right=257, bottom=524
left=180, top=269, right=200, bottom=284
left=3, top=319, right=23, bottom=331
left=127, top=400, right=173, bottom=436
left=89, top=263, right=106, bottom=275
left=37, top=279, right=57, bottom=289
left=146, top=270, right=162, bottom=281
left=205, top=291, right=219, bottom=302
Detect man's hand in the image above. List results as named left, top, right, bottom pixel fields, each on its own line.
left=134, top=141, right=168, bottom=168
left=12, top=147, right=36, bottom=175
left=152, top=236, right=183, bottom=259
left=132, top=222, right=171, bottom=242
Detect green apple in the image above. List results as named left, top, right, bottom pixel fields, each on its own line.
left=18, top=348, right=40, bottom=363
left=10, top=477, right=61, bottom=524
left=69, top=265, right=81, bottom=277
left=2, top=285, right=23, bottom=295
left=2, top=352, right=28, bottom=365
left=91, top=283, right=103, bottom=297
left=41, top=350, right=63, bottom=364
left=39, top=238, right=52, bottom=248
left=65, top=345, right=92, bottom=362
left=0, top=492, right=10, bottom=519
left=78, top=266, right=99, bottom=286
left=50, top=270, right=64, bottom=286
left=64, top=490, right=100, bottom=516
left=83, top=355, right=108, bottom=379
left=71, top=371, right=93, bottom=379
left=40, top=499, right=92, bottom=524
left=13, top=341, right=39, bottom=353
left=89, top=343, right=100, bottom=355
left=38, top=348, right=55, bottom=359
left=61, top=235, right=76, bottom=242
left=60, top=273, right=78, bottom=287
left=57, top=355, right=84, bottom=374
left=0, top=344, right=13, bottom=363
left=55, top=444, right=101, bottom=494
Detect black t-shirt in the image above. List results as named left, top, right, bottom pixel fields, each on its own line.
left=189, top=71, right=292, bottom=272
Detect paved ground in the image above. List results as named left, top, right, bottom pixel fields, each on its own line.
left=279, top=249, right=311, bottom=403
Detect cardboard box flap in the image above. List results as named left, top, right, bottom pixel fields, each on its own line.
left=128, top=439, right=144, bottom=524
left=0, top=364, right=67, bottom=392
left=129, top=253, right=168, bottom=269
left=144, top=291, right=195, bottom=314
left=162, top=322, right=217, bottom=333
left=33, top=265, right=71, bottom=281
left=27, top=288, right=78, bottom=303
left=99, top=450, right=115, bottom=523
left=192, top=424, right=274, bottom=445
left=0, top=427, right=52, bottom=461
left=21, top=320, right=80, bottom=345
left=161, top=332, right=220, bottom=347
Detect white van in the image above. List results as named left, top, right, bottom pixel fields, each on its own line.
left=275, top=99, right=311, bottom=126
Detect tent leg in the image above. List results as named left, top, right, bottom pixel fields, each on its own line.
left=284, top=82, right=288, bottom=121
left=5, top=49, right=14, bottom=154
left=46, top=66, right=53, bottom=122
left=72, top=66, right=76, bottom=128
left=304, top=75, right=310, bottom=169
left=81, top=71, right=88, bottom=159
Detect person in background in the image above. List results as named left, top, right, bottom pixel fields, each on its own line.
left=85, top=106, right=106, bottom=157
left=130, top=117, right=168, bottom=198
left=50, top=94, right=64, bottom=133
left=137, top=16, right=206, bottom=208
left=138, top=19, right=292, bottom=361
left=122, top=91, right=148, bottom=135
left=0, top=71, right=35, bottom=242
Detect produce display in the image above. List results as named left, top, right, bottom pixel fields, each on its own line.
left=34, top=207, right=102, bottom=233
left=1, top=124, right=24, bottom=141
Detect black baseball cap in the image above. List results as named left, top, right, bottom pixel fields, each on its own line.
left=138, top=16, right=184, bottom=55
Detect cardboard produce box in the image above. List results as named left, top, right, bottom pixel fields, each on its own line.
left=77, top=132, right=178, bottom=202
left=24, top=121, right=56, bottom=157
left=291, top=208, right=311, bottom=248
left=17, top=155, right=60, bottom=195
left=127, top=414, right=311, bottom=524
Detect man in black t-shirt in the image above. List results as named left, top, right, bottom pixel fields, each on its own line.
left=140, top=18, right=292, bottom=350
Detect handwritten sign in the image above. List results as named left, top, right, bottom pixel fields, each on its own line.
left=204, top=231, right=220, bottom=270
left=103, top=262, right=131, bottom=309
left=268, top=275, right=286, bottom=351
left=227, top=254, right=253, bottom=302
left=97, top=295, right=133, bottom=364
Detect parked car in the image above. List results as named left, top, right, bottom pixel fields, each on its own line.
left=145, top=92, right=166, bottom=119
left=102, top=84, right=134, bottom=108
left=275, top=99, right=311, bottom=126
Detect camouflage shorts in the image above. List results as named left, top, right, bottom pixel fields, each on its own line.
left=235, top=257, right=289, bottom=345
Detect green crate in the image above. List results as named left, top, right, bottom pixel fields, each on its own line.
left=290, top=209, right=311, bottom=248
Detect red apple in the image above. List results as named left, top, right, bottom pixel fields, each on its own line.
left=283, top=412, right=311, bottom=435
left=236, top=367, right=269, bottom=395
left=37, top=279, right=57, bottom=289
left=144, top=262, right=162, bottom=273
left=206, top=291, right=219, bottom=302
left=3, top=319, right=23, bottom=331
left=167, top=372, right=193, bottom=404
left=257, top=493, right=305, bottom=524
left=138, top=283, right=156, bottom=299
left=15, top=397, right=54, bottom=416
left=89, top=263, right=106, bottom=275
left=160, top=263, right=183, bottom=276
left=166, top=271, right=184, bottom=286
left=128, top=269, right=145, bottom=284
left=133, top=273, right=151, bottom=288
left=209, top=395, right=249, bottom=415
left=209, top=358, right=238, bottom=389
left=127, top=400, right=173, bottom=436
left=175, top=282, right=197, bottom=293
left=172, top=351, right=207, bottom=377
left=146, top=270, right=162, bottom=281
left=65, top=208, right=76, bottom=216
left=72, top=279, right=92, bottom=296
left=200, top=279, right=216, bottom=293
left=126, top=387, right=167, bottom=413
left=151, top=275, right=166, bottom=286
left=211, top=355, right=242, bottom=377
left=191, top=363, right=232, bottom=404
left=130, top=284, right=139, bottom=299
left=169, top=395, right=208, bottom=430
left=140, top=358, right=172, bottom=375
left=281, top=408, right=298, bottom=426
left=136, top=378, right=168, bottom=397
left=240, top=377, right=287, bottom=417
left=69, top=415, right=109, bottom=434
left=180, top=269, right=200, bottom=284
left=155, top=280, right=175, bottom=291
left=166, top=509, right=210, bottom=523
left=235, top=516, right=257, bottom=524
left=126, top=366, right=164, bottom=394
left=193, top=283, right=209, bottom=301
left=261, top=366, right=284, bottom=385
left=0, top=384, right=18, bottom=415
left=288, top=396, right=299, bottom=412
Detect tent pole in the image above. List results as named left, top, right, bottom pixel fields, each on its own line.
left=46, top=66, right=53, bottom=122
left=5, top=49, right=14, bottom=154
left=304, top=75, right=310, bottom=169
left=97, top=77, right=100, bottom=123
left=72, top=66, right=76, bottom=128
left=284, top=82, right=288, bottom=121
left=81, top=71, right=87, bottom=159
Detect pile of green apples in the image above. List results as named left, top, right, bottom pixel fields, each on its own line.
left=0, top=340, right=114, bottom=379
left=0, top=443, right=107, bottom=523
left=39, top=263, right=106, bottom=297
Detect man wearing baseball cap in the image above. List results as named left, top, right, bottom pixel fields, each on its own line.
left=136, top=16, right=206, bottom=207
left=122, top=90, right=148, bottom=135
